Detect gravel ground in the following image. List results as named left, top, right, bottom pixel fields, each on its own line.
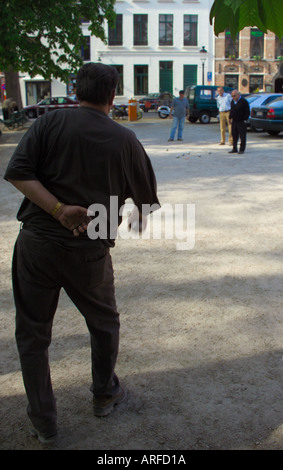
left=0, top=113, right=283, bottom=451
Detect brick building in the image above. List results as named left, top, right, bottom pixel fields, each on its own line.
left=215, top=27, right=283, bottom=93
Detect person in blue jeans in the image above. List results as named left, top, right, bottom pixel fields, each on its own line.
left=168, top=90, right=189, bottom=141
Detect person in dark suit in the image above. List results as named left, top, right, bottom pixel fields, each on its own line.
left=229, top=90, right=250, bottom=154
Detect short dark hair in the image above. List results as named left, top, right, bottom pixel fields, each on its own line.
left=76, top=62, right=119, bottom=105
left=179, top=90, right=185, bottom=94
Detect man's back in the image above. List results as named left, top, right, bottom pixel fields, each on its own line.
left=5, top=107, right=159, bottom=245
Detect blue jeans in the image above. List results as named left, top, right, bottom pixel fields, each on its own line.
left=170, top=116, right=185, bottom=140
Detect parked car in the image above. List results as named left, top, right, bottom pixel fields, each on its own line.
left=139, top=92, right=175, bottom=112
left=245, top=93, right=283, bottom=130
left=250, top=97, right=283, bottom=135
left=24, top=96, right=79, bottom=118
left=185, top=85, right=234, bottom=124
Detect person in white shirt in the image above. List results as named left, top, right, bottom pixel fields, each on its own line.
left=216, top=87, right=233, bottom=145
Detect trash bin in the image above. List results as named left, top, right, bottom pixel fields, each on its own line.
left=128, top=99, right=137, bottom=121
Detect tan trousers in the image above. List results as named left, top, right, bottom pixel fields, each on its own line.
left=219, top=111, right=232, bottom=144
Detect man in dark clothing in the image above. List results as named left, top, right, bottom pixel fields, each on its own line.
left=4, top=63, right=160, bottom=444
left=229, top=90, right=250, bottom=154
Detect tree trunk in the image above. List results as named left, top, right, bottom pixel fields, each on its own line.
left=4, top=68, right=23, bottom=110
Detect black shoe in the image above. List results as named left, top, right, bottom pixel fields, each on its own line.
left=93, top=383, right=127, bottom=417
left=228, top=149, right=237, bottom=153
left=30, top=427, right=57, bottom=444
left=168, top=138, right=174, bottom=141
left=238, top=150, right=244, bottom=154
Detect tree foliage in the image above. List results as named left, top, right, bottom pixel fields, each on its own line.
left=0, top=0, right=116, bottom=82
left=210, top=0, right=283, bottom=39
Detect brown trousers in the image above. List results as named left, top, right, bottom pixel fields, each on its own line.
left=219, top=111, right=232, bottom=144
left=12, top=228, right=120, bottom=433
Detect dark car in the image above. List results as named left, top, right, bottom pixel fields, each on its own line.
left=24, top=96, right=79, bottom=118
left=245, top=93, right=283, bottom=130
left=250, top=97, right=283, bottom=135
left=139, top=92, right=175, bottom=112
left=185, top=85, right=233, bottom=124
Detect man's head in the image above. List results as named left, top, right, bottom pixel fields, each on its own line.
left=217, top=87, right=224, bottom=96
left=231, top=90, right=240, bottom=101
left=76, top=62, right=119, bottom=106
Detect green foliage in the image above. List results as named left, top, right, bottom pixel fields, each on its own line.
left=0, top=0, right=116, bottom=82
left=210, top=0, right=283, bottom=39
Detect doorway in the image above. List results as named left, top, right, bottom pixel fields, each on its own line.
left=159, top=61, right=173, bottom=93
left=275, top=77, right=283, bottom=93
left=25, top=81, right=51, bottom=106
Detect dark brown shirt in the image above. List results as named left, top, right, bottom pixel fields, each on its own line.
left=4, top=106, right=160, bottom=247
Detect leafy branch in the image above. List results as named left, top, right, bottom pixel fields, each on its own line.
left=210, top=0, right=283, bottom=39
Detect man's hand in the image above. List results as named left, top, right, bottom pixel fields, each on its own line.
left=127, top=206, right=147, bottom=233
left=6, top=179, right=92, bottom=238
left=54, top=204, right=92, bottom=237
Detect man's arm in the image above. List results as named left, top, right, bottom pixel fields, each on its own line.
left=7, top=179, right=91, bottom=236
left=244, top=99, right=250, bottom=121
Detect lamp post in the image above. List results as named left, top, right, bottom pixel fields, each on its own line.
left=200, top=46, right=207, bottom=85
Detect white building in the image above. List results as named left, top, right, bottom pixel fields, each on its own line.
left=91, top=0, right=215, bottom=102
left=19, top=0, right=215, bottom=106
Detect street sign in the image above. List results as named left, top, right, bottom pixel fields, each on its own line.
left=1, top=83, right=5, bottom=90
left=207, top=72, right=212, bottom=82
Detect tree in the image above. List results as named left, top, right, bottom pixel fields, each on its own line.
left=210, top=0, right=283, bottom=39
left=0, top=0, right=116, bottom=108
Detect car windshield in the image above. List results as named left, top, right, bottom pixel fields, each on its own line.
left=40, top=99, right=50, bottom=105
left=269, top=96, right=283, bottom=104
left=246, top=96, right=259, bottom=104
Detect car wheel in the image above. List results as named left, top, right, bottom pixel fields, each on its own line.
left=158, top=111, right=169, bottom=119
left=199, top=112, right=210, bottom=124
left=188, top=117, right=198, bottom=123
left=27, top=110, right=36, bottom=119
left=267, top=130, right=280, bottom=136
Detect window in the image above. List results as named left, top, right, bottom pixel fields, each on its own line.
left=108, top=14, right=123, bottom=46
left=224, top=75, right=238, bottom=89
left=159, top=14, right=173, bottom=46
left=250, top=29, right=264, bottom=58
left=225, top=30, right=239, bottom=58
left=199, top=89, right=214, bottom=100
left=249, top=75, right=263, bottom=93
left=134, top=15, right=148, bottom=46
left=80, top=36, right=90, bottom=61
left=275, top=36, right=283, bottom=59
left=184, top=15, right=198, bottom=46
left=112, top=65, right=124, bottom=96
left=134, top=65, right=148, bottom=95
